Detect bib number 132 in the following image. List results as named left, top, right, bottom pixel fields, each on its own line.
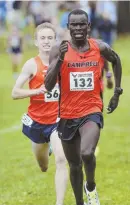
left=70, top=72, right=94, bottom=91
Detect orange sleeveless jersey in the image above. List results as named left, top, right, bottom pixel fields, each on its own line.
left=59, top=38, right=104, bottom=119
left=28, top=56, right=59, bottom=124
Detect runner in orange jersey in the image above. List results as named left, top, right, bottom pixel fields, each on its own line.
left=12, top=23, right=68, bottom=205
left=45, top=9, right=123, bottom=205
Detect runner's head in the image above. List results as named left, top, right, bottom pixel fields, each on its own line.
left=67, top=9, right=90, bottom=42
left=34, top=22, right=56, bottom=52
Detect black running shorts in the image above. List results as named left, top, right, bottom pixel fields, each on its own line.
left=57, top=112, right=104, bottom=141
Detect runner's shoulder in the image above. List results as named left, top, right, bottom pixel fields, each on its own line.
left=22, top=58, right=37, bottom=74
left=94, top=39, right=111, bottom=51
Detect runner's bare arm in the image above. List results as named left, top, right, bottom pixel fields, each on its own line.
left=97, top=40, right=122, bottom=88
left=45, top=41, right=68, bottom=91
left=44, top=45, right=62, bottom=91
left=12, top=59, right=45, bottom=99
left=96, top=40, right=122, bottom=113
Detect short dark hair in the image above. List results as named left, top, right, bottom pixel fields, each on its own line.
left=68, top=9, right=88, bottom=23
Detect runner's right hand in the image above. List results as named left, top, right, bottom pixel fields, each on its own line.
left=59, top=40, right=68, bottom=60
left=36, top=85, right=47, bottom=95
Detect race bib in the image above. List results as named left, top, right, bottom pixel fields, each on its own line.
left=21, top=113, right=33, bottom=127
left=70, top=71, right=94, bottom=91
left=44, top=84, right=60, bottom=102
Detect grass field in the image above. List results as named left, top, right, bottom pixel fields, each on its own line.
left=0, top=36, right=130, bottom=205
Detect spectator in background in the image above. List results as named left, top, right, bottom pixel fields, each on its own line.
left=27, top=1, right=46, bottom=27
left=97, top=12, right=116, bottom=46
left=0, top=0, right=7, bottom=32
left=96, top=12, right=115, bottom=89
left=27, top=1, right=58, bottom=27
left=7, top=0, right=24, bottom=29
left=57, top=3, right=66, bottom=23
left=96, top=1, right=117, bottom=45
left=13, top=1, right=22, bottom=10
left=88, top=1, right=98, bottom=38
left=8, top=26, right=23, bottom=79
left=96, top=1, right=117, bottom=24
left=56, top=2, right=67, bottom=41
left=58, top=1, right=80, bottom=41
left=80, top=0, right=99, bottom=38
left=58, top=2, right=71, bottom=41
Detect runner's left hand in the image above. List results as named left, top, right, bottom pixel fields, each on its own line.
left=107, top=95, right=119, bottom=114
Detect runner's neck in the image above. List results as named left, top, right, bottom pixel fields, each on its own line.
left=38, top=52, right=49, bottom=66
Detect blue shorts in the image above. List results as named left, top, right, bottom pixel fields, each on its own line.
left=22, top=119, right=58, bottom=144
left=11, top=47, right=22, bottom=54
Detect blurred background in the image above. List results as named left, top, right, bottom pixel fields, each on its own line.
left=0, top=1, right=130, bottom=205
left=0, top=1, right=130, bottom=52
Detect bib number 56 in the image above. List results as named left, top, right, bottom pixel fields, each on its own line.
left=45, top=88, right=59, bottom=102
left=46, top=90, right=59, bottom=99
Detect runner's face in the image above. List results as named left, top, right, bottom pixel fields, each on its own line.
left=68, top=14, right=88, bottom=42
left=36, top=28, right=55, bottom=52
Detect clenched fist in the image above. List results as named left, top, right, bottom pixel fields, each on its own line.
left=107, top=94, right=119, bottom=114
left=59, top=40, right=68, bottom=61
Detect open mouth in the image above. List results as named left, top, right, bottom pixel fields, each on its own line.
left=74, top=33, right=84, bottom=38
left=43, top=45, right=50, bottom=48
